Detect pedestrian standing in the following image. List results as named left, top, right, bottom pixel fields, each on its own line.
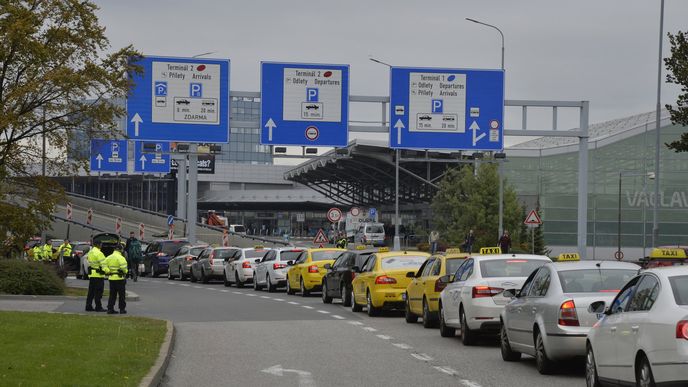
left=498, top=230, right=512, bottom=254
left=429, top=230, right=440, bottom=254
left=463, top=229, right=476, bottom=253
left=32, top=244, right=42, bottom=262
left=85, top=242, right=107, bottom=312
left=125, top=233, right=142, bottom=282
left=104, top=244, right=128, bottom=314
left=42, top=241, right=53, bottom=262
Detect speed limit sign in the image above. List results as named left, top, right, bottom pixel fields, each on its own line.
left=614, top=250, right=624, bottom=261
left=327, top=208, right=343, bottom=223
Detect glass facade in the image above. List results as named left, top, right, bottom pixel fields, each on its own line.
left=505, top=123, right=688, bottom=249
left=225, top=97, right=272, bottom=164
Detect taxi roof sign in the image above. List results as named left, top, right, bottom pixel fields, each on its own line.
left=480, top=247, right=501, bottom=255
left=557, top=253, right=580, bottom=262
left=355, top=245, right=366, bottom=250
left=650, top=248, right=687, bottom=259
left=378, top=247, right=390, bottom=253
left=445, top=248, right=462, bottom=254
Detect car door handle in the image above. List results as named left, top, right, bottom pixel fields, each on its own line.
left=631, top=325, right=640, bottom=332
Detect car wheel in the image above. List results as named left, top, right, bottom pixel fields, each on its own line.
left=404, top=296, right=418, bottom=323
left=460, top=308, right=476, bottom=346
left=223, top=270, right=231, bottom=287
left=500, top=323, right=521, bottom=361
left=585, top=345, right=602, bottom=387
left=201, top=269, right=210, bottom=284
left=422, top=298, right=437, bottom=328
left=300, top=278, right=310, bottom=297
left=351, top=288, right=362, bottom=312
left=253, top=272, right=262, bottom=291
left=266, top=274, right=276, bottom=293
left=439, top=304, right=456, bottom=337
left=235, top=271, right=244, bottom=288
left=341, top=283, right=352, bottom=307
left=190, top=268, right=197, bottom=283
left=322, top=281, right=332, bottom=303
left=535, top=330, right=555, bottom=375
left=366, top=290, right=380, bottom=317
left=636, top=355, right=655, bottom=387
left=178, top=266, right=186, bottom=281
left=286, top=276, right=295, bottom=295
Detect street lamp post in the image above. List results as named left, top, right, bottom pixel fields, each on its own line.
left=652, top=0, right=665, bottom=248
left=466, top=18, right=505, bottom=240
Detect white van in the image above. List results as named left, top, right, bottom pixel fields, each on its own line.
left=229, top=224, right=246, bottom=236
left=354, top=222, right=386, bottom=246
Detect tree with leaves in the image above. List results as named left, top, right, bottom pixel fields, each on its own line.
left=431, top=163, right=524, bottom=252
left=0, top=0, right=140, bottom=257
left=665, top=31, right=688, bottom=152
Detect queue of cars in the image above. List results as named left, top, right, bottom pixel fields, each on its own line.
left=144, top=237, right=688, bottom=387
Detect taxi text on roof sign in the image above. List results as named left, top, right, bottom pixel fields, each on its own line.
left=355, top=245, right=366, bottom=250
left=378, top=247, right=390, bottom=253
left=557, top=253, right=580, bottom=262
left=480, top=247, right=501, bottom=255
left=445, top=248, right=462, bottom=254
left=650, top=248, right=687, bottom=259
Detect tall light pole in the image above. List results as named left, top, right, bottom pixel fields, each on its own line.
left=466, top=17, right=505, bottom=239
left=652, top=0, right=665, bottom=248
left=369, top=57, right=401, bottom=250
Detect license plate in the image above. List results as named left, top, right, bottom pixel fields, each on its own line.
left=401, top=293, right=407, bottom=301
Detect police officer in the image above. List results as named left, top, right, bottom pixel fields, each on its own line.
left=42, top=241, right=53, bottom=262
left=32, top=244, right=43, bottom=262
left=104, top=244, right=128, bottom=314
left=85, top=241, right=107, bottom=312
left=58, top=240, right=72, bottom=259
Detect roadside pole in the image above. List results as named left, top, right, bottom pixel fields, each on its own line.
left=187, top=144, right=198, bottom=244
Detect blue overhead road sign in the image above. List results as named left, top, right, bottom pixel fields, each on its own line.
left=127, top=56, right=230, bottom=143
left=389, top=67, right=504, bottom=150
left=90, top=139, right=128, bottom=173
left=134, top=141, right=170, bottom=173
left=260, top=62, right=349, bottom=147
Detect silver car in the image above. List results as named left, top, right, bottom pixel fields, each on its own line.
left=190, top=247, right=235, bottom=284
left=500, top=260, right=639, bottom=374
left=223, top=246, right=272, bottom=288
left=253, top=248, right=305, bottom=292
left=168, top=245, right=208, bottom=281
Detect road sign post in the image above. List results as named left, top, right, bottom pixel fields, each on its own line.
left=524, top=210, right=542, bottom=255
left=139, top=223, right=145, bottom=240
left=87, top=208, right=93, bottom=225
left=127, top=56, right=230, bottom=143
left=260, top=62, right=350, bottom=146
left=313, top=229, right=329, bottom=248
left=389, top=67, right=504, bottom=150
left=115, top=217, right=122, bottom=235
left=222, top=229, right=229, bottom=247
left=327, top=208, right=343, bottom=223
left=168, top=224, right=175, bottom=240
left=90, top=139, right=128, bottom=172
left=66, top=203, right=73, bottom=221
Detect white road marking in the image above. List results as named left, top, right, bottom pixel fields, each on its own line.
left=302, top=305, right=314, bottom=309
left=460, top=380, right=483, bottom=387
left=347, top=321, right=363, bottom=326
left=273, top=298, right=285, bottom=301
left=362, top=327, right=377, bottom=332
left=392, top=343, right=412, bottom=350
left=260, top=296, right=271, bottom=299
left=220, top=290, right=229, bottom=293
left=288, top=301, right=300, bottom=305
left=317, top=310, right=330, bottom=314
left=261, top=364, right=316, bottom=387
left=331, top=315, right=345, bottom=320
left=433, top=366, right=457, bottom=376
left=193, top=286, right=202, bottom=289
left=376, top=334, right=392, bottom=340
left=232, top=291, right=242, bottom=295
left=411, top=353, right=433, bottom=362
left=180, top=284, right=190, bottom=287
left=246, top=294, right=257, bottom=297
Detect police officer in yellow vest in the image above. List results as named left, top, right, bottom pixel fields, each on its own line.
left=103, top=244, right=128, bottom=314
left=85, top=242, right=107, bottom=312
left=58, top=240, right=72, bottom=259
left=32, top=245, right=43, bottom=262
left=42, top=242, right=53, bottom=262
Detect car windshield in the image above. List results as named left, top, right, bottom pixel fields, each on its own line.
left=190, top=247, right=206, bottom=256
left=367, top=226, right=384, bottom=233
left=215, top=249, right=235, bottom=259
left=446, top=258, right=466, bottom=275
left=233, top=226, right=246, bottom=233
left=380, top=255, right=427, bottom=270
left=479, top=259, right=548, bottom=278
left=245, top=249, right=268, bottom=259
left=161, top=242, right=188, bottom=255
left=74, top=244, right=90, bottom=252
left=669, top=275, right=688, bottom=305
left=280, top=250, right=304, bottom=261
left=311, top=251, right=343, bottom=261
left=558, top=269, right=638, bottom=293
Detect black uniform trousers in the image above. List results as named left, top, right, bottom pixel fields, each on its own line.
left=107, top=279, right=126, bottom=312
left=86, top=277, right=104, bottom=310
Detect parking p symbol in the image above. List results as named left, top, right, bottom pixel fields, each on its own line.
left=432, top=99, right=443, bottom=113
left=306, top=88, right=319, bottom=102
left=190, top=83, right=203, bottom=98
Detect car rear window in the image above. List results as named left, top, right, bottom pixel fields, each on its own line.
left=446, top=258, right=465, bottom=276
left=380, top=255, right=427, bottom=270
left=311, top=251, right=343, bottom=261
left=245, top=249, right=269, bottom=259
left=558, top=269, right=638, bottom=293
left=190, top=247, right=206, bottom=256
left=280, top=250, right=304, bottom=261
left=161, top=242, right=188, bottom=255
left=479, top=259, right=548, bottom=278
left=669, top=275, right=688, bottom=305
left=367, top=226, right=384, bottom=234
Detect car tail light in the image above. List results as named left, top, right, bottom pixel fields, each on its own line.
left=157, top=252, right=165, bottom=257
left=558, top=300, right=580, bottom=326
left=308, top=265, right=319, bottom=273
left=273, top=263, right=287, bottom=270
left=435, top=278, right=448, bottom=292
left=242, top=261, right=252, bottom=269
left=375, top=275, right=397, bottom=285
left=472, top=286, right=504, bottom=298
left=677, top=320, right=688, bottom=340
left=186, top=257, right=194, bottom=261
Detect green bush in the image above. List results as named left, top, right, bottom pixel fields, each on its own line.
left=0, top=260, right=65, bottom=295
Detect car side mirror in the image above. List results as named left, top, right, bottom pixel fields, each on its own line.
left=287, top=260, right=294, bottom=266
left=254, top=258, right=261, bottom=263
left=223, top=257, right=229, bottom=262
left=351, top=266, right=360, bottom=273
left=406, top=271, right=415, bottom=278
left=588, top=300, right=607, bottom=314
left=502, top=289, right=518, bottom=298
left=324, top=263, right=332, bottom=270
left=438, top=274, right=453, bottom=284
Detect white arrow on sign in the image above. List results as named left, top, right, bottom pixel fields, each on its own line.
left=131, top=113, right=143, bottom=137
left=265, top=118, right=277, bottom=141
left=261, top=365, right=316, bottom=387
left=139, top=155, right=147, bottom=170
left=95, top=154, right=103, bottom=169
left=394, top=119, right=405, bottom=145
left=470, top=121, right=486, bottom=146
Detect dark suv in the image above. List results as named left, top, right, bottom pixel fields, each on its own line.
left=142, top=239, right=190, bottom=277
left=322, top=248, right=377, bottom=306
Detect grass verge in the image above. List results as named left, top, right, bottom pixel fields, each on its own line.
left=0, top=311, right=166, bottom=386
left=64, top=286, right=109, bottom=297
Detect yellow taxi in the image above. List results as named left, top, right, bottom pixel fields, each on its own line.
left=286, top=248, right=346, bottom=297
left=404, top=249, right=469, bottom=327
left=351, top=250, right=431, bottom=317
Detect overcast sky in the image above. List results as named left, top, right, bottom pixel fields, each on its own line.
left=95, top=0, right=688, bottom=138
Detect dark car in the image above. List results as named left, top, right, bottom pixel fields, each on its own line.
left=321, top=248, right=377, bottom=306
left=142, top=239, right=190, bottom=277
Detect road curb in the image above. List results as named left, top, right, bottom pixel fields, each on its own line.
left=0, top=290, right=140, bottom=302
left=139, top=320, right=175, bottom=387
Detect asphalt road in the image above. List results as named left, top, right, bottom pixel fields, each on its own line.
left=58, top=277, right=585, bottom=387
